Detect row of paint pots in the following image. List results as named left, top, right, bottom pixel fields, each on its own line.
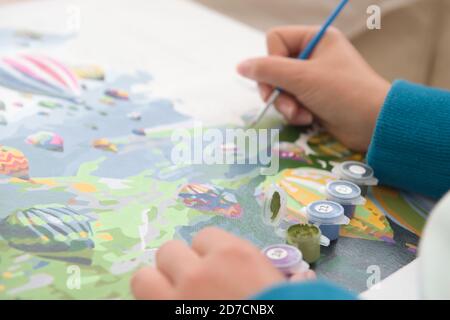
left=319, top=161, right=379, bottom=236
left=304, top=161, right=379, bottom=242
left=262, top=161, right=378, bottom=272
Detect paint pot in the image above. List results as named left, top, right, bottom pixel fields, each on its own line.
left=332, top=161, right=378, bottom=196
left=324, top=180, right=366, bottom=219
left=304, top=200, right=349, bottom=241
left=262, top=185, right=287, bottom=227
left=262, top=244, right=309, bottom=276
left=286, top=224, right=326, bottom=264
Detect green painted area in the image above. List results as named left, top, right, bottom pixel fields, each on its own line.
left=378, top=191, right=426, bottom=235
left=38, top=101, right=62, bottom=109
left=270, top=191, right=281, bottom=221
left=0, top=155, right=202, bottom=299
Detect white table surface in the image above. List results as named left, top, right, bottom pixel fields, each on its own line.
left=0, top=0, right=268, bottom=126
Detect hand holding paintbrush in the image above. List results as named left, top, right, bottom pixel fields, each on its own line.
left=237, top=1, right=390, bottom=152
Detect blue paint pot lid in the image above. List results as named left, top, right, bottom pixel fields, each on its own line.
left=306, top=200, right=346, bottom=225
left=332, top=161, right=378, bottom=186
left=326, top=180, right=361, bottom=201
left=262, top=244, right=303, bottom=269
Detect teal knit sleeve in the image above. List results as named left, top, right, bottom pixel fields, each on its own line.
left=367, top=80, right=450, bottom=199
left=252, top=280, right=356, bottom=300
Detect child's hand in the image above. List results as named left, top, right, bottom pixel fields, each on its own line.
left=237, top=26, right=391, bottom=152
left=131, top=227, right=315, bottom=300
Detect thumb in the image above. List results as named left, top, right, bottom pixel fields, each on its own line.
left=237, top=56, right=309, bottom=94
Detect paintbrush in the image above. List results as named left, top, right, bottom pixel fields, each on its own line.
left=246, top=0, right=349, bottom=128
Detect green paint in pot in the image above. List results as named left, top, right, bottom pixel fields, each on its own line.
left=287, top=224, right=321, bottom=264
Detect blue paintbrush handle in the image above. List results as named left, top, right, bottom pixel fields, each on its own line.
left=274, top=0, right=349, bottom=92
left=298, top=0, right=349, bottom=60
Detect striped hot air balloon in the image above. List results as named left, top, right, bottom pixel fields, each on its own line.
left=0, top=53, right=82, bottom=102
left=0, top=145, right=29, bottom=179
left=25, top=131, right=64, bottom=152
left=0, top=206, right=95, bottom=265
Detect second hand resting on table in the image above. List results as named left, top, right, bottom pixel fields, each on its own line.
left=132, top=227, right=316, bottom=300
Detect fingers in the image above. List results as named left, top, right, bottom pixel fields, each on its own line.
left=156, top=240, right=201, bottom=285
left=131, top=267, right=175, bottom=300
left=290, top=270, right=317, bottom=282
left=239, top=25, right=344, bottom=127
left=132, top=228, right=286, bottom=300
left=237, top=56, right=307, bottom=94
left=275, top=93, right=314, bottom=125
left=258, top=83, right=273, bottom=101
left=258, top=83, right=314, bottom=126
left=266, top=25, right=341, bottom=58
left=192, top=227, right=250, bottom=256
left=266, top=25, right=321, bottom=57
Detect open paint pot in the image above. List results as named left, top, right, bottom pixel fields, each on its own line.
left=286, top=224, right=326, bottom=264
left=331, top=161, right=378, bottom=196
left=262, top=185, right=287, bottom=227
left=304, top=200, right=350, bottom=241
left=262, top=244, right=309, bottom=276
left=324, top=180, right=366, bottom=219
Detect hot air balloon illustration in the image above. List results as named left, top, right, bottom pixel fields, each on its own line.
left=92, top=138, right=118, bottom=153
left=105, top=89, right=129, bottom=100
left=127, top=111, right=141, bottom=121
left=272, top=142, right=312, bottom=164
left=178, top=183, right=243, bottom=218
left=0, top=206, right=95, bottom=265
left=0, top=53, right=82, bottom=102
left=71, top=64, right=105, bottom=81
left=0, top=145, right=29, bottom=179
left=132, top=128, right=146, bottom=136
left=25, top=131, right=64, bottom=152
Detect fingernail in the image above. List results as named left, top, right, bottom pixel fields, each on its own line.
left=259, top=86, right=270, bottom=101
left=283, top=104, right=296, bottom=120
left=237, top=60, right=252, bottom=76
left=298, top=112, right=314, bottom=125
left=304, top=112, right=314, bottom=124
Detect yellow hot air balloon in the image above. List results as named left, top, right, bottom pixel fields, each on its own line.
left=0, top=145, right=29, bottom=179
left=92, top=138, right=118, bottom=153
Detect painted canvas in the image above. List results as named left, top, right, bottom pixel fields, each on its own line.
left=0, top=29, right=431, bottom=299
